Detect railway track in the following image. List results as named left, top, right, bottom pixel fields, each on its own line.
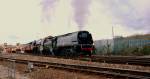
left=1, top=53, right=150, bottom=67
left=0, top=56, right=150, bottom=79
left=19, top=53, right=150, bottom=66
left=91, top=55, right=150, bottom=66
left=1, top=53, right=150, bottom=66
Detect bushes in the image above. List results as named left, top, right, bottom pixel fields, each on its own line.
left=118, top=45, right=150, bottom=56
left=140, top=45, right=150, bottom=55
left=0, top=46, right=3, bottom=53
left=95, top=45, right=150, bottom=56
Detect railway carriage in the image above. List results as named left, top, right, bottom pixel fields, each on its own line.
left=42, top=36, right=54, bottom=55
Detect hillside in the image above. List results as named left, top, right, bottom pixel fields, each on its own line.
left=125, top=34, right=150, bottom=40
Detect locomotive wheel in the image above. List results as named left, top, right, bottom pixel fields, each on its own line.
left=88, top=51, right=92, bottom=57
left=53, top=49, right=60, bottom=56
left=63, top=48, right=78, bottom=57
left=70, top=48, right=78, bottom=57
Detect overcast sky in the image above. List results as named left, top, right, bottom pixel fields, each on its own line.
left=0, top=0, right=149, bottom=45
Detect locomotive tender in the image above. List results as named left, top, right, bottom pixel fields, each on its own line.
left=30, top=31, right=94, bottom=57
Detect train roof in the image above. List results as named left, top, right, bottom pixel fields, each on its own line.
left=55, top=30, right=89, bottom=37
left=26, top=30, right=90, bottom=44
left=44, top=35, right=53, bottom=39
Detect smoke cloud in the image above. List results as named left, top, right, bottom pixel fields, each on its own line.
left=41, top=0, right=58, bottom=22
left=72, top=0, right=91, bottom=30
left=100, top=0, right=150, bottom=32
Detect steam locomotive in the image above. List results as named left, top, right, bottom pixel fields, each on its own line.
left=25, top=31, right=94, bottom=57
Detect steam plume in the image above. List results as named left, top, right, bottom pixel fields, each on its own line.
left=72, top=0, right=91, bottom=30
left=41, top=0, right=58, bottom=22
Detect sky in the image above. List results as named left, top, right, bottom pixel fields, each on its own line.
left=0, top=0, right=149, bottom=45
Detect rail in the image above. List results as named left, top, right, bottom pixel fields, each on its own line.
left=2, top=53, right=150, bottom=66
left=0, top=56, right=150, bottom=79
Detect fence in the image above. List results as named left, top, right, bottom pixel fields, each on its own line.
left=94, top=38, right=150, bottom=55
left=94, top=39, right=114, bottom=54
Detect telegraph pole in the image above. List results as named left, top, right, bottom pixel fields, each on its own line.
left=112, top=26, right=115, bottom=54
left=112, top=26, right=114, bottom=39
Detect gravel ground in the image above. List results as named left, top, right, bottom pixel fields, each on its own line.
left=1, top=53, right=147, bottom=79
left=0, top=61, right=109, bottom=79
left=0, top=65, right=29, bottom=79
left=28, top=68, right=108, bottom=79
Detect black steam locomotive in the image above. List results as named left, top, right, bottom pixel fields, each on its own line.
left=30, top=31, right=94, bottom=57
